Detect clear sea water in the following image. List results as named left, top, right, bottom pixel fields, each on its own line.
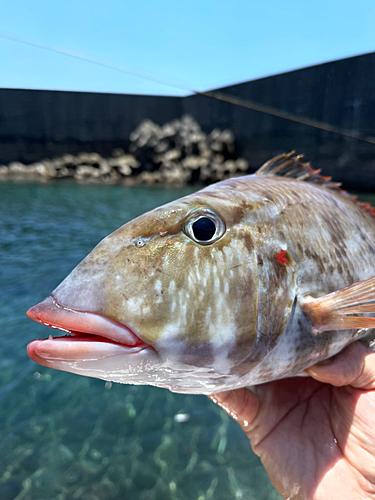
left=2, top=181, right=373, bottom=500
left=0, top=181, right=283, bottom=500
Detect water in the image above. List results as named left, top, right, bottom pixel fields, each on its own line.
left=0, top=181, right=282, bottom=500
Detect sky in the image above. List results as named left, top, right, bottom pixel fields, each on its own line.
left=0, top=0, right=375, bottom=96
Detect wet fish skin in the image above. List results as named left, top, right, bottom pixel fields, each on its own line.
left=26, top=155, right=375, bottom=394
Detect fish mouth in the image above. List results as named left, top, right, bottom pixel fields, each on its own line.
left=26, top=296, right=151, bottom=366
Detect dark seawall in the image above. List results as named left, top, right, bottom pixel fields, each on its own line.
left=1, top=52, right=375, bottom=189
left=0, top=91, right=182, bottom=164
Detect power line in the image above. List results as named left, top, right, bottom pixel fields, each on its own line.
left=1, top=31, right=375, bottom=145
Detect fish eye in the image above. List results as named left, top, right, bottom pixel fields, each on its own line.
left=183, top=209, right=226, bottom=245
left=192, top=218, right=216, bottom=241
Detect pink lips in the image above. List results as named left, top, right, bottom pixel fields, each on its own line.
left=26, top=296, right=147, bottom=347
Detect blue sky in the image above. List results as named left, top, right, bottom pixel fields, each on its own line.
left=1, top=0, right=374, bottom=96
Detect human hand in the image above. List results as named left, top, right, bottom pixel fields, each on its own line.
left=209, top=342, right=375, bottom=500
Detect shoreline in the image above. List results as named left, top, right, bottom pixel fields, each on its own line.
left=0, top=116, right=251, bottom=188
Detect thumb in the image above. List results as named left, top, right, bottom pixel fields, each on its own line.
left=306, top=341, right=375, bottom=389
left=208, top=388, right=260, bottom=435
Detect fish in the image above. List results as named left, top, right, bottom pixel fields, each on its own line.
left=26, top=152, right=375, bottom=394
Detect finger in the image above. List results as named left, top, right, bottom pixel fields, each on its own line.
left=306, top=341, right=375, bottom=389
left=208, top=388, right=259, bottom=434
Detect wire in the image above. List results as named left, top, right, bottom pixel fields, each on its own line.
left=0, top=32, right=194, bottom=93
left=1, top=31, right=375, bottom=145
left=199, top=91, right=375, bottom=145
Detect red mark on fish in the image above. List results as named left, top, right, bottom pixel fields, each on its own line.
left=276, top=250, right=289, bottom=267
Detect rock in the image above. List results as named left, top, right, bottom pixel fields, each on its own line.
left=222, top=160, right=237, bottom=174
left=37, top=160, right=57, bottom=177
left=74, top=165, right=102, bottom=180
left=162, top=149, right=181, bottom=162
left=54, top=166, right=73, bottom=178
left=112, top=148, right=125, bottom=158
left=182, top=156, right=209, bottom=170
left=101, top=170, right=121, bottom=183
left=8, top=161, right=56, bottom=178
left=198, top=143, right=212, bottom=159
left=0, top=165, right=9, bottom=177
left=33, top=161, right=57, bottom=178
left=139, top=171, right=162, bottom=185
left=1, top=115, right=248, bottom=186
left=161, top=165, right=190, bottom=186
left=235, top=158, right=249, bottom=172
left=50, top=154, right=78, bottom=165
left=57, top=444, right=75, bottom=463
left=77, top=152, right=103, bottom=165
left=115, top=164, right=131, bottom=177
left=97, top=159, right=111, bottom=175
left=8, top=162, right=28, bottom=174
left=207, top=128, right=222, bottom=142
left=108, top=155, right=140, bottom=177
left=153, top=140, right=169, bottom=154
left=200, top=165, right=213, bottom=182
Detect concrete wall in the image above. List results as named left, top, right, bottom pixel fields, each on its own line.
left=0, top=89, right=181, bottom=164
left=183, top=52, right=375, bottom=189
left=1, top=52, right=375, bottom=189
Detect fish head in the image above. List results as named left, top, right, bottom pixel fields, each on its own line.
left=27, top=182, right=296, bottom=393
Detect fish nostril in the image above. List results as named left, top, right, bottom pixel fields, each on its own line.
left=135, top=239, right=145, bottom=248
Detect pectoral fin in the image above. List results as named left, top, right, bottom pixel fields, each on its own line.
left=302, top=276, right=375, bottom=334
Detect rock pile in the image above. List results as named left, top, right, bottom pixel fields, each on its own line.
left=0, top=115, right=250, bottom=186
